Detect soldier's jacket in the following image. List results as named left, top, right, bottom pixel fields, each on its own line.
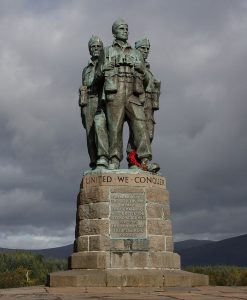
left=96, top=40, right=146, bottom=105
left=143, top=62, right=161, bottom=111
left=79, top=59, right=100, bottom=107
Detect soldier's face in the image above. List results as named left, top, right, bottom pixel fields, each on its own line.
left=114, top=24, right=128, bottom=41
left=89, top=42, right=102, bottom=58
left=138, top=45, right=150, bottom=60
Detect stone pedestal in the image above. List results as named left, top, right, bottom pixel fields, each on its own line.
left=48, top=170, right=208, bottom=287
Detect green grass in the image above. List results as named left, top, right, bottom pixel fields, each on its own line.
left=184, top=265, right=247, bottom=286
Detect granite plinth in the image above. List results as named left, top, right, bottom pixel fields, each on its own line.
left=48, top=170, right=208, bottom=287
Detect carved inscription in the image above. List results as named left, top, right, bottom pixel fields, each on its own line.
left=83, top=174, right=166, bottom=189
left=110, top=192, right=146, bottom=238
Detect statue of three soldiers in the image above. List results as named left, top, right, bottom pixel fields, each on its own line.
left=79, top=18, right=161, bottom=173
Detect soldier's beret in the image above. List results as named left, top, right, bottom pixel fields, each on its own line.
left=88, top=35, right=103, bottom=49
left=112, top=18, right=128, bottom=34
left=135, top=38, right=150, bottom=49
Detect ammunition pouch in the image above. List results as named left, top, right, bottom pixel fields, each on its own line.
left=104, top=69, right=117, bottom=94
left=133, top=72, right=144, bottom=96
left=152, top=80, right=161, bottom=110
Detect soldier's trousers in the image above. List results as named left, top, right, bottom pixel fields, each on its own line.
left=127, top=94, right=155, bottom=154
left=105, top=79, right=152, bottom=162
left=81, top=96, right=108, bottom=166
left=144, top=94, right=155, bottom=143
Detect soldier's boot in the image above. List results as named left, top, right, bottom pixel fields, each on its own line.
left=96, top=156, right=109, bottom=169
left=141, top=158, right=160, bottom=173
left=108, top=156, right=120, bottom=170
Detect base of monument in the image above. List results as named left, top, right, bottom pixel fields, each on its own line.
left=47, top=269, right=208, bottom=287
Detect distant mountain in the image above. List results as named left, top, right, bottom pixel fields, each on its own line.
left=174, top=239, right=215, bottom=251
left=176, top=234, right=247, bottom=267
left=0, top=244, right=73, bottom=259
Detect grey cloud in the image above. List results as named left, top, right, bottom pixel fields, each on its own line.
left=0, top=0, right=246, bottom=248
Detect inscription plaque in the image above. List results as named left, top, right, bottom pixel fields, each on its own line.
left=83, top=173, right=166, bottom=190
left=110, top=192, right=146, bottom=238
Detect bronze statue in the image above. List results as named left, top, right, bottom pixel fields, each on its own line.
left=127, top=38, right=161, bottom=168
left=79, top=20, right=160, bottom=173
left=79, top=36, right=109, bottom=169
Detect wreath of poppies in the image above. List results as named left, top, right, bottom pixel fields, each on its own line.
left=127, top=150, right=147, bottom=171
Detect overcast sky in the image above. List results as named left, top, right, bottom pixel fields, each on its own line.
left=0, top=0, right=247, bottom=249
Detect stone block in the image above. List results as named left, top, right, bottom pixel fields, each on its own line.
left=110, top=239, right=149, bottom=252
left=146, top=203, right=163, bottom=218
left=129, top=239, right=149, bottom=251
left=149, top=235, right=165, bottom=251
left=75, top=236, right=88, bottom=252
left=162, top=206, right=170, bottom=219
left=147, top=219, right=172, bottom=235
left=165, top=236, right=174, bottom=252
left=106, top=269, right=164, bottom=287
left=145, top=188, right=169, bottom=204
left=89, top=235, right=110, bottom=251
left=69, top=252, right=110, bottom=269
left=78, top=219, right=109, bottom=236
left=149, top=252, right=180, bottom=269
left=131, top=252, right=149, bottom=268
left=48, top=270, right=107, bottom=287
left=110, top=252, right=148, bottom=268
left=78, top=186, right=109, bottom=205
left=110, top=239, right=125, bottom=251
left=77, top=202, right=109, bottom=220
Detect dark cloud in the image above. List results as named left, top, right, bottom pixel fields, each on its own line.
left=0, top=0, right=246, bottom=248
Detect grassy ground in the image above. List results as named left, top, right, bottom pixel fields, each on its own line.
left=184, top=265, right=247, bottom=286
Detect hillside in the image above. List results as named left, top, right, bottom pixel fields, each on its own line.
left=177, top=234, right=247, bottom=267
left=0, top=244, right=73, bottom=259
left=174, top=239, right=215, bottom=251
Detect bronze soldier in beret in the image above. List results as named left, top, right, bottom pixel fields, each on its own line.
left=79, top=36, right=109, bottom=169
left=127, top=38, right=161, bottom=169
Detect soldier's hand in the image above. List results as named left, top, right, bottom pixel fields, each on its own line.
left=134, top=62, right=145, bottom=74
left=103, top=61, right=115, bottom=71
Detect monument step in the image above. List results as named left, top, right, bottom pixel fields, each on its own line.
left=48, top=269, right=209, bottom=287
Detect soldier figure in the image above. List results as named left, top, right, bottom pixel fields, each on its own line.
left=79, top=36, right=109, bottom=169
left=97, top=18, right=159, bottom=172
left=136, top=38, right=160, bottom=143
left=127, top=38, right=161, bottom=167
